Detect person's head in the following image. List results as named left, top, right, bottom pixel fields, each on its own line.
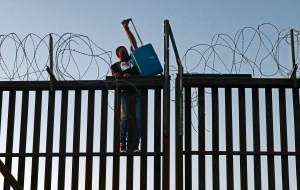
left=116, top=46, right=129, bottom=61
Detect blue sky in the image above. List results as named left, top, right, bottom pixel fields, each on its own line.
left=2, top=0, right=299, bottom=63
left=0, top=1, right=300, bottom=190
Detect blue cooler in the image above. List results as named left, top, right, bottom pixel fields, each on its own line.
left=130, top=44, right=163, bottom=76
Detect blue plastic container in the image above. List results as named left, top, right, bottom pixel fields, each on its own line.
left=130, top=44, right=163, bottom=76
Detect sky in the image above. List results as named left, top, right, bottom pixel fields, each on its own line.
left=0, top=1, right=300, bottom=190
left=1, top=0, right=299, bottom=66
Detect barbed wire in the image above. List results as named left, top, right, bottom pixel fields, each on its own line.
left=181, top=23, right=300, bottom=78
left=0, top=33, right=112, bottom=81
left=179, top=23, right=300, bottom=133
left=0, top=24, right=299, bottom=82
left=0, top=24, right=299, bottom=133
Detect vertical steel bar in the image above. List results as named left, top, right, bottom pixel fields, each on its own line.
left=0, top=90, right=2, bottom=188
left=0, top=91, right=2, bottom=135
left=71, top=90, right=81, bottom=190
left=184, top=86, right=191, bottom=190
left=127, top=89, right=135, bottom=152
left=290, top=29, right=298, bottom=88
left=31, top=90, right=43, bottom=190
left=126, top=89, right=135, bottom=190
left=99, top=90, right=108, bottom=189
left=198, top=87, right=205, bottom=190
left=154, top=89, right=162, bottom=190
left=140, top=89, right=148, bottom=190
left=170, top=33, right=183, bottom=137
left=163, top=20, right=170, bottom=137
left=0, top=90, right=2, bottom=135
left=265, top=88, right=275, bottom=190
left=279, top=88, right=290, bottom=189
left=163, top=19, right=170, bottom=190
left=238, top=88, right=248, bottom=190
left=57, top=90, right=69, bottom=189
left=85, top=89, right=95, bottom=190
left=44, top=90, right=56, bottom=190
left=112, top=89, right=121, bottom=190
left=292, top=88, right=300, bottom=189
left=225, top=88, right=234, bottom=190
left=49, top=34, right=54, bottom=91
left=212, top=87, right=219, bottom=190
left=18, top=90, right=29, bottom=187
left=252, top=88, right=261, bottom=190
left=175, top=77, right=184, bottom=190
left=4, top=90, right=16, bottom=190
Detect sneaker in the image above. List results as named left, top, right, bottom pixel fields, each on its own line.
left=133, top=145, right=140, bottom=152
left=120, top=144, right=126, bottom=152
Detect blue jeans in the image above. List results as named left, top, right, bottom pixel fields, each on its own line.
left=120, top=91, right=141, bottom=146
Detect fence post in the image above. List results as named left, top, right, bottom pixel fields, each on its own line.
left=290, top=29, right=297, bottom=88
left=47, top=34, right=57, bottom=91
left=163, top=19, right=170, bottom=190
left=165, top=19, right=184, bottom=190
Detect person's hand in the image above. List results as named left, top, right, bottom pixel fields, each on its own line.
left=122, top=19, right=130, bottom=28
left=123, top=73, right=131, bottom=77
left=112, top=72, right=120, bottom=77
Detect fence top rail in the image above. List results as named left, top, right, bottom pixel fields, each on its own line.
left=183, top=75, right=300, bottom=88
left=0, top=76, right=164, bottom=91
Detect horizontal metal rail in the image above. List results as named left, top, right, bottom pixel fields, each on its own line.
left=183, top=151, right=300, bottom=156
left=183, top=77, right=300, bottom=88
left=0, top=77, right=164, bottom=90
left=0, top=152, right=164, bottom=157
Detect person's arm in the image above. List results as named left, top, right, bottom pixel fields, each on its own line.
left=111, top=64, right=121, bottom=77
left=122, top=19, right=138, bottom=49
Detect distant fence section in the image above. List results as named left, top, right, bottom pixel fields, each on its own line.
left=176, top=75, right=300, bottom=190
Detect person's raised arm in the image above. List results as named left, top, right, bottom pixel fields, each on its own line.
left=122, top=19, right=138, bottom=49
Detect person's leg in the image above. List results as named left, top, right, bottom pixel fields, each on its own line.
left=134, top=93, right=141, bottom=148
left=120, top=92, right=128, bottom=149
